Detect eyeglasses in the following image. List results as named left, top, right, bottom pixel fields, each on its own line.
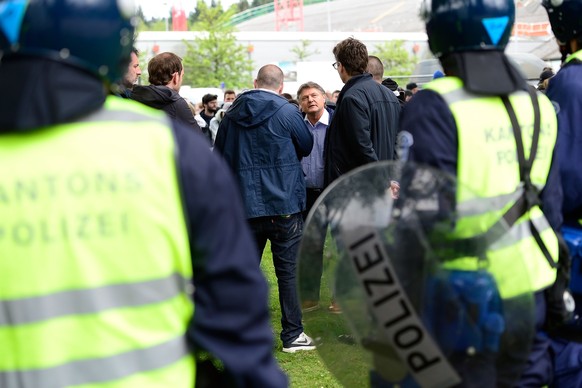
left=332, top=61, right=340, bottom=70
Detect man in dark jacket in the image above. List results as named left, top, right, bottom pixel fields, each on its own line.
left=131, top=52, right=201, bottom=132
left=324, top=37, right=400, bottom=187
left=214, top=64, right=315, bottom=353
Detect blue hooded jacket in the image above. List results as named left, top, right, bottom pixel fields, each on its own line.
left=214, top=89, right=313, bottom=219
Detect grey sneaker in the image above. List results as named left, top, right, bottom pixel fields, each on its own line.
left=282, top=332, right=316, bottom=353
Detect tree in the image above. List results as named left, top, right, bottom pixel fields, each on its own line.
left=290, top=39, right=320, bottom=62
left=182, top=1, right=254, bottom=89
left=237, top=0, right=251, bottom=12
left=371, top=40, right=417, bottom=79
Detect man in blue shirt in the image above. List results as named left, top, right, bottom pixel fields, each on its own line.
left=297, top=81, right=334, bottom=313
left=298, top=82, right=334, bottom=216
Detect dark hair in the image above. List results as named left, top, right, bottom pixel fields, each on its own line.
left=381, top=77, right=399, bottom=92
left=148, top=52, right=182, bottom=86
left=281, top=92, right=294, bottom=101
left=202, top=94, right=218, bottom=105
left=333, top=37, right=368, bottom=75
left=406, top=82, right=418, bottom=90
left=224, top=89, right=236, bottom=97
left=297, top=81, right=326, bottom=98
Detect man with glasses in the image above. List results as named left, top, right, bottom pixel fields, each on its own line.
left=324, top=38, right=400, bottom=187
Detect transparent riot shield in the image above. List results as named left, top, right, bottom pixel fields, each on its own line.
left=298, top=161, right=535, bottom=388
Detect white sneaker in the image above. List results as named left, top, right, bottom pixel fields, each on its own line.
left=282, top=332, right=316, bottom=353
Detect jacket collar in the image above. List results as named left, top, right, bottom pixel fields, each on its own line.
left=0, top=57, right=106, bottom=133
left=335, top=73, right=370, bottom=106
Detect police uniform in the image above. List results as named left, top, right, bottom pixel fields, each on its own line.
left=400, top=1, right=568, bottom=384
left=542, top=0, right=582, bottom=385
left=0, top=1, right=286, bottom=387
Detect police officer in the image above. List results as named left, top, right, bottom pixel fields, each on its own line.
left=544, top=0, right=582, bottom=228
left=0, top=1, right=286, bottom=387
left=543, top=0, right=582, bottom=385
left=401, top=0, right=564, bottom=385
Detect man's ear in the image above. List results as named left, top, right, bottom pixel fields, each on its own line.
left=253, top=79, right=258, bottom=89
left=171, top=72, right=179, bottom=85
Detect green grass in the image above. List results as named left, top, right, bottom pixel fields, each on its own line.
left=259, top=243, right=372, bottom=387
left=259, top=245, right=341, bottom=387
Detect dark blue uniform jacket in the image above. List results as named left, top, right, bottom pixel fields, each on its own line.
left=546, top=60, right=582, bottom=223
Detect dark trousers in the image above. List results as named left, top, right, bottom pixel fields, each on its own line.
left=248, top=213, right=304, bottom=346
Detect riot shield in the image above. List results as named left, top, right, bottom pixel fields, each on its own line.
left=298, top=161, right=535, bottom=388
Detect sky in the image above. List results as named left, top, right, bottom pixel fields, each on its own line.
left=137, top=0, right=239, bottom=19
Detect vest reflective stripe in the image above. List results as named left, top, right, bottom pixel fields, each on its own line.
left=0, top=97, right=195, bottom=386
left=456, top=186, right=523, bottom=218
left=78, top=105, right=169, bottom=125
left=0, top=335, right=189, bottom=388
left=425, top=77, right=558, bottom=298
left=489, top=214, right=552, bottom=251
left=566, top=49, right=582, bottom=63
left=0, top=272, right=189, bottom=326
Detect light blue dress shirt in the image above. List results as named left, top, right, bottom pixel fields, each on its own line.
left=301, top=109, right=329, bottom=189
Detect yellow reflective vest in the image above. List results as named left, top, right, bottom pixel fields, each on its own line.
left=566, top=49, right=582, bottom=64
left=424, top=77, right=559, bottom=299
left=0, top=97, right=195, bottom=387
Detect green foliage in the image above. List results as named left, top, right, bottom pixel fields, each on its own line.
left=182, top=1, right=254, bottom=89
left=251, top=0, right=271, bottom=7
left=371, top=40, right=417, bottom=79
left=134, top=5, right=171, bottom=32
left=237, top=0, right=251, bottom=12
left=291, top=40, right=321, bottom=62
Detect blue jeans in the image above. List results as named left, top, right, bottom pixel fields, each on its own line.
left=248, top=213, right=304, bottom=346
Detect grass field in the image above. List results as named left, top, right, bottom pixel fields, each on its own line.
left=259, top=246, right=341, bottom=388
left=259, top=243, right=372, bottom=388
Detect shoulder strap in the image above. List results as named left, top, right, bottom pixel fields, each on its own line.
left=500, top=88, right=556, bottom=268
left=438, top=88, right=555, bottom=264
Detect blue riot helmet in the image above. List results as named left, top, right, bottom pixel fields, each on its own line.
left=542, top=0, right=582, bottom=46
left=0, top=0, right=137, bottom=84
left=420, top=0, right=515, bottom=58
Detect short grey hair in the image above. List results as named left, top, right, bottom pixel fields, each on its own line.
left=296, top=81, right=326, bottom=98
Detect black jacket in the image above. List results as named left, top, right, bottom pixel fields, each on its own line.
left=323, top=73, right=400, bottom=186
left=131, top=84, right=201, bottom=132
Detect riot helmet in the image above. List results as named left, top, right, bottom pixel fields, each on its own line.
left=542, top=0, right=582, bottom=46
left=0, top=0, right=137, bottom=84
left=420, top=0, right=515, bottom=58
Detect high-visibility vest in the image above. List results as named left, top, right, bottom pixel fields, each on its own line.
left=0, top=97, right=195, bottom=387
left=566, top=49, right=582, bottom=64
left=424, top=77, right=559, bottom=298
